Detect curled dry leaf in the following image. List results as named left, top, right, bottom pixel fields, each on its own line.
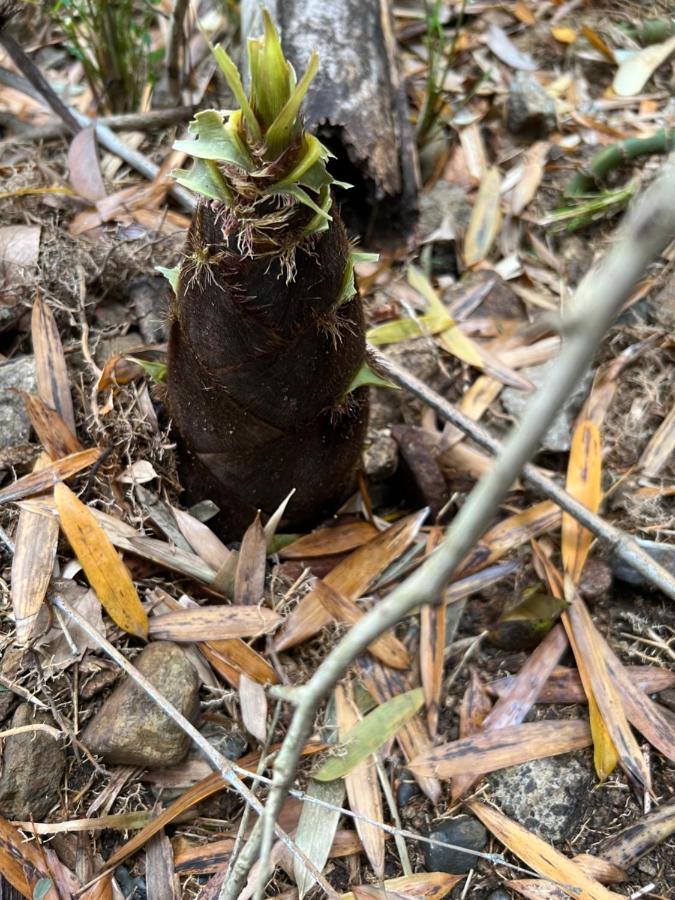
left=31, top=293, right=76, bottom=434
left=54, top=482, right=148, bottom=639
left=0, top=447, right=101, bottom=504
left=68, top=125, right=107, bottom=203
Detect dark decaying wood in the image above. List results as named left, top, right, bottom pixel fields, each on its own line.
left=241, top=0, right=419, bottom=244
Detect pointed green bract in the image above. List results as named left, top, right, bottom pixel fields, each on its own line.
left=173, top=12, right=338, bottom=249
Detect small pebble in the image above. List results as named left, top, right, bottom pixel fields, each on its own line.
left=487, top=891, right=511, bottom=900
left=396, top=770, right=421, bottom=807
left=423, top=815, right=488, bottom=874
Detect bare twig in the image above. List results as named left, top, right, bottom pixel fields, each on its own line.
left=225, top=156, right=675, bottom=898
left=367, top=353, right=675, bottom=600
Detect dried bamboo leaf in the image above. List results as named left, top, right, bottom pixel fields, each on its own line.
left=451, top=624, right=567, bottom=799
left=54, top=483, right=148, bottom=639
left=148, top=605, right=280, bottom=641
left=464, top=167, right=502, bottom=267
left=239, top=672, right=268, bottom=741
left=173, top=506, right=231, bottom=571
left=31, top=293, right=76, bottom=433
left=420, top=601, right=445, bottom=737
left=280, top=521, right=379, bottom=558
left=275, top=510, right=427, bottom=650
left=315, top=688, right=424, bottom=781
left=613, top=34, right=675, bottom=96
left=341, top=872, right=462, bottom=900
left=294, top=778, right=345, bottom=899
left=11, top=453, right=59, bottom=644
left=571, top=854, right=627, bottom=884
left=0, top=814, right=61, bottom=899
left=489, top=664, right=675, bottom=703
left=411, top=719, right=591, bottom=779
left=335, top=684, right=385, bottom=879
left=562, top=420, right=602, bottom=583
left=597, top=800, right=675, bottom=870
left=505, top=878, right=572, bottom=900
left=637, top=399, right=675, bottom=476
left=468, top=801, right=622, bottom=900
left=22, top=393, right=83, bottom=459
left=458, top=668, right=492, bottom=739
left=0, top=448, right=101, bottom=504
left=511, top=142, right=549, bottom=215
left=235, top=512, right=266, bottom=605
left=145, top=831, right=180, bottom=900
left=565, top=584, right=650, bottom=789
left=314, top=579, right=410, bottom=669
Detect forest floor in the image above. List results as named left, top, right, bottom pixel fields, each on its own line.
left=0, top=1, right=673, bottom=899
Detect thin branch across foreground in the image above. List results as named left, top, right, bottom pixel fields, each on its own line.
left=224, top=155, right=675, bottom=900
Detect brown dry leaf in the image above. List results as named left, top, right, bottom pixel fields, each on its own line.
left=562, top=420, right=601, bottom=583
left=457, top=501, right=561, bottom=577
left=314, top=579, right=410, bottom=669
left=31, top=293, right=76, bottom=433
left=572, top=854, right=627, bottom=884
left=235, top=513, right=266, bottom=605
left=420, top=600, right=445, bottom=737
left=0, top=814, right=60, bottom=899
left=275, top=509, right=427, bottom=651
left=11, top=452, right=60, bottom=643
left=511, top=142, right=549, bottom=215
left=0, top=447, right=101, bottom=504
left=0, top=224, right=41, bottom=286
left=580, top=26, right=616, bottom=63
left=458, top=668, right=492, bottom=739
left=145, top=831, right=180, bottom=900
left=22, top=393, right=83, bottom=459
left=68, top=125, right=107, bottom=202
left=506, top=879, right=573, bottom=900
left=489, top=663, right=675, bottom=704
left=341, top=872, right=462, bottom=900
left=280, top=521, right=379, bottom=558
left=468, top=801, right=623, bottom=900
left=239, top=673, right=268, bottom=742
left=637, top=399, right=675, bottom=477
left=148, top=605, right=280, bottom=641
left=597, top=800, right=675, bottom=871
left=172, top=506, right=232, bottom=571
left=464, top=167, right=502, bottom=267
left=80, top=874, right=114, bottom=900
left=335, top=684, right=385, bottom=879
left=54, top=482, right=148, bottom=639
left=512, top=1, right=535, bottom=25
left=564, top=583, right=650, bottom=789
left=200, top=637, right=278, bottom=685
left=410, top=719, right=590, bottom=780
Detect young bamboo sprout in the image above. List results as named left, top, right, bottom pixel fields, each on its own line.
left=164, top=13, right=369, bottom=539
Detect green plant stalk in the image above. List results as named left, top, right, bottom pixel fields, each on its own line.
left=623, top=18, right=675, bottom=45
left=165, top=12, right=368, bottom=539
left=565, top=128, right=675, bottom=196
left=416, top=0, right=467, bottom=146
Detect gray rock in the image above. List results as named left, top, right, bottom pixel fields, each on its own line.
left=487, top=891, right=511, bottom=900
left=127, top=277, right=170, bottom=344
left=501, top=359, right=593, bottom=451
left=423, top=815, right=488, bottom=874
left=487, top=755, right=592, bottom=843
left=610, top=539, right=675, bottom=587
left=0, top=703, right=65, bottom=819
left=506, top=72, right=556, bottom=138
left=0, top=355, right=36, bottom=451
left=83, top=642, right=199, bottom=767
left=364, top=426, right=399, bottom=480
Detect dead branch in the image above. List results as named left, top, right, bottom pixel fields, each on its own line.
left=223, top=154, right=675, bottom=900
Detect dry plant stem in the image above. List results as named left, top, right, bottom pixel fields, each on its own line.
left=166, top=0, right=190, bottom=106
left=226, top=157, right=675, bottom=900
left=0, top=66, right=196, bottom=212
left=50, top=596, right=337, bottom=897
left=368, top=353, right=675, bottom=600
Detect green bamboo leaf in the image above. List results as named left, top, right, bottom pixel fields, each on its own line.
left=366, top=309, right=452, bottom=345
left=126, top=357, right=167, bottom=383
left=314, top=688, right=424, bottom=781
left=172, top=160, right=231, bottom=204
left=265, top=50, right=319, bottom=158
left=248, top=9, right=294, bottom=127
left=266, top=183, right=332, bottom=221
left=211, top=43, right=262, bottom=142
left=174, top=111, right=251, bottom=168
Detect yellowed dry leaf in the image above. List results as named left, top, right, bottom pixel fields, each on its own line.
left=54, top=482, right=148, bottom=639
left=148, top=605, right=280, bottom=641
left=562, top=420, right=602, bottom=583
left=464, top=167, right=502, bottom=267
